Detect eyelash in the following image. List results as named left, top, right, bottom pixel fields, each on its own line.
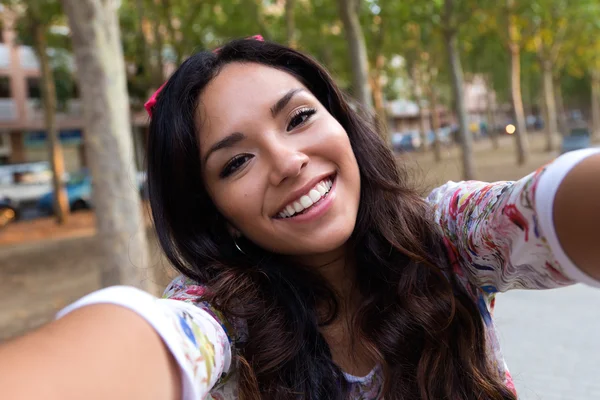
left=219, top=107, right=317, bottom=178
left=287, top=107, right=317, bottom=132
left=220, top=154, right=253, bottom=178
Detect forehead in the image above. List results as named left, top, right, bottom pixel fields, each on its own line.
left=205, top=62, right=304, bottom=97
left=196, top=63, right=309, bottom=143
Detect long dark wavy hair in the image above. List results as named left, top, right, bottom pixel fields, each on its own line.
left=147, top=38, right=516, bottom=400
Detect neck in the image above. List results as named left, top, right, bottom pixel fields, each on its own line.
left=297, top=246, right=357, bottom=308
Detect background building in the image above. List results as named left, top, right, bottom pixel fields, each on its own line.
left=0, top=8, right=148, bottom=172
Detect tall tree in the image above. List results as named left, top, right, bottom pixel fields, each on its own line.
left=395, top=3, right=453, bottom=162
left=575, top=6, right=600, bottom=138
left=526, top=0, right=576, bottom=151
left=554, top=76, right=568, bottom=135
left=442, top=0, right=475, bottom=179
left=506, top=0, right=530, bottom=164
left=61, top=0, right=152, bottom=290
left=5, top=0, right=70, bottom=223
left=284, top=0, right=297, bottom=48
left=461, top=9, right=509, bottom=150
left=427, top=81, right=443, bottom=162
left=337, top=0, right=373, bottom=113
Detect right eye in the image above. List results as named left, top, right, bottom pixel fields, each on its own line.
left=220, top=154, right=253, bottom=178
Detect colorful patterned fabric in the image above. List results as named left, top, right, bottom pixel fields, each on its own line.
left=159, top=150, right=600, bottom=399
left=58, top=150, right=599, bottom=399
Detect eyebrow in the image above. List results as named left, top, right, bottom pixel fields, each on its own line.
left=203, top=132, right=246, bottom=164
left=270, top=88, right=305, bottom=118
left=203, top=88, right=305, bottom=164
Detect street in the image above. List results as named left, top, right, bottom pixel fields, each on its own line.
left=494, top=285, right=600, bottom=399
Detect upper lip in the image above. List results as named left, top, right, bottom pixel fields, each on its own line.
left=272, top=172, right=335, bottom=217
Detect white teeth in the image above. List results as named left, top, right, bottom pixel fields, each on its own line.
left=308, top=189, right=321, bottom=202
left=299, top=195, right=313, bottom=208
left=276, top=177, right=334, bottom=219
left=293, top=201, right=303, bottom=213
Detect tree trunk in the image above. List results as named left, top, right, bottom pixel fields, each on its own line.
left=370, top=53, right=389, bottom=143
left=285, top=0, right=296, bottom=48
left=152, top=20, right=165, bottom=90
left=61, top=0, right=153, bottom=291
left=161, top=0, right=182, bottom=65
left=251, top=0, right=271, bottom=40
left=411, top=65, right=429, bottom=152
left=484, top=75, right=499, bottom=149
left=592, top=70, right=600, bottom=139
left=554, top=75, right=568, bottom=136
left=541, top=60, right=557, bottom=151
left=33, top=23, right=69, bottom=224
left=444, top=31, right=475, bottom=180
left=428, top=83, right=443, bottom=162
left=508, top=45, right=529, bottom=164
left=337, top=0, right=373, bottom=113
left=507, top=1, right=529, bottom=165
left=135, top=0, right=152, bottom=90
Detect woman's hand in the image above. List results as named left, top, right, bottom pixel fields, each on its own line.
left=0, top=304, right=182, bottom=400
left=554, top=153, right=600, bottom=281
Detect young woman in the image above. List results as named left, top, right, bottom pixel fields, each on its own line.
left=1, top=37, right=599, bottom=400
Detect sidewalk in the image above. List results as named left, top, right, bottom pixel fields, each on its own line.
left=0, top=203, right=152, bottom=247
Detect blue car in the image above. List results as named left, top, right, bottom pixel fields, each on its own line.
left=37, top=172, right=92, bottom=214
left=391, top=131, right=422, bottom=152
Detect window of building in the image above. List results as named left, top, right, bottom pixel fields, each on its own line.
left=0, top=76, right=11, bottom=98
left=26, top=77, right=41, bottom=99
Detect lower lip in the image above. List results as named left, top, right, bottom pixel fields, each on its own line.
left=277, top=177, right=337, bottom=223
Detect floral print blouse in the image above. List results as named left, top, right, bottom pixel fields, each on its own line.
left=58, top=149, right=600, bottom=399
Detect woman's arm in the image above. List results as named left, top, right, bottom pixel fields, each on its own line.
left=553, top=153, right=600, bottom=280
left=428, top=148, right=600, bottom=292
left=0, top=284, right=232, bottom=400
left=0, top=304, right=181, bottom=400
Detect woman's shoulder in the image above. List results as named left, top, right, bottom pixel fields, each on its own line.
left=163, top=275, right=248, bottom=345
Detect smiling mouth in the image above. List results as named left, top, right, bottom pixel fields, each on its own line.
left=274, top=175, right=336, bottom=219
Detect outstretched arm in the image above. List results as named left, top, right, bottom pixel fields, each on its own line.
left=0, top=285, right=232, bottom=400
left=428, top=148, right=600, bottom=292
left=0, top=304, right=181, bottom=400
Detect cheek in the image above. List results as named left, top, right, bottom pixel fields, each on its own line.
left=212, top=185, right=252, bottom=223
left=212, top=185, right=261, bottom=229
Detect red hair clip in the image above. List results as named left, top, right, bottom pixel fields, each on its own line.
left=143, top=82, right=166, bottom=118
left=144, top=35, right=265, bottom=118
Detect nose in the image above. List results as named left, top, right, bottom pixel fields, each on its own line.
left=267, top=144, right=309, bottom=186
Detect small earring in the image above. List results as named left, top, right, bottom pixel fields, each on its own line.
left=233, top=238, right=246, bottom=255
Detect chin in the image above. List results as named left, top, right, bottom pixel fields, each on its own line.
left=285, top=227, right=355, bottom=257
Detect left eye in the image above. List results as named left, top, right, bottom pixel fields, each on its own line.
left=287, top=108, right=316, bottom=132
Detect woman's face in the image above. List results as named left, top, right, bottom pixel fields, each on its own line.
left=197, top=62, right=361, bottom=261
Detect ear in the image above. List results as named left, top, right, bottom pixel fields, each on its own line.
left=226, top=223, right=241, bottom=238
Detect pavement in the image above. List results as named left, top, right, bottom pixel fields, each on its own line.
left=494, top=285, right=600, bottom=399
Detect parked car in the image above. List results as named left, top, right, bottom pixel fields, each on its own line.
left=561, top=126, right=591, bottom=155
left=0, top=162, right=53, bottom=213
left=37, top=171, right=92, bottom=214
left=0, top=197, right=18, bottom=228
left=426, top=127, right=453, bottom=147
left=391, top=131, right=422, bottom=152
left=37, top=170, right=148, bottom=214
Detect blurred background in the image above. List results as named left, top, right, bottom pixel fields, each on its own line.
left=1, top=0, right=600, bottom=398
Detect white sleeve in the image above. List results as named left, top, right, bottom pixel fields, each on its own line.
left=57, top=286, right=232, bottom=400
left=535, top=148, right=600, bottom=288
